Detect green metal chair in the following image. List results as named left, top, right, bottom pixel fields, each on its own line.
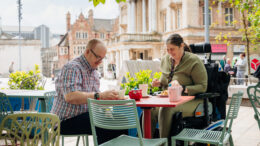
left=171, top=91, right=243, bottom=146
left=44, top=91, right=89, bottom=146
left=0, top=112, right=60, bottom=146
left=247, top=82, right=260, bottom=129
left=0, top=92, right=13, bottom=123
left=88, top=99, right=168, bottom=146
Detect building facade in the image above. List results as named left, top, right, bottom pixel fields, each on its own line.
left=55, top=9, right=118, bottom=73
left=105, top=0, right=251, bottom=78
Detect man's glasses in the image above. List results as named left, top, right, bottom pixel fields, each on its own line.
left=90, top=49, right=106, bottom=62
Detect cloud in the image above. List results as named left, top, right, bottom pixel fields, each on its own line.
left=0, top=0, right=120, bottom=34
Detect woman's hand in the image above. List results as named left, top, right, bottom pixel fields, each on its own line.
left=100, top=90, right=119, bottom=100
left=169, top=80, right=181, bottom=87
left=152, top=79, right=161, bottom=87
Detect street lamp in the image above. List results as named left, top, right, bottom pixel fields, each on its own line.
left=17, top=0, right=22, bottom=71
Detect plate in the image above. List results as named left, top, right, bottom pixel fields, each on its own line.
left=158, top=94, right=168, bottom=97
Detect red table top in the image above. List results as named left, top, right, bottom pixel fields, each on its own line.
left=135, top=96, right=195, bottom=108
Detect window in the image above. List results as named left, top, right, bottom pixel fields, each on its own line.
left=203, top=7, right=212, bottom=25
left=177, top=9, right=180, bottom=29
left=74, top=47, right=76, bottom=54
left=100, top=33, right=104, bottom=39
left=225, top=8, right=233, bottom=26
left=64, top=48, right=67, bottom=54
left=76, top=32, right=80, bottom=39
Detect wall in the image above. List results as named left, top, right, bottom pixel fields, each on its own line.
left=0, top=39, right=42, bottom=76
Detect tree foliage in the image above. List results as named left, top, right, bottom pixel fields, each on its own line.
left=215, top=0, right=260, bottom=74
left=89, top=0, right=126, bottom=7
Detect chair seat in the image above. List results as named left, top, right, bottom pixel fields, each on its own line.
left=101, top=135, right=167, bottom=146
left=172, top=128, right=228, bottom=144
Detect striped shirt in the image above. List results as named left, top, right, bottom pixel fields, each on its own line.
left=51, top=55, right=100, bottom=121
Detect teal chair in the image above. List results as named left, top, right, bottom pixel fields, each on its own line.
left=44, top=91, right=89, bottom=146
left=0, top=112, right=60, bottom=146
left=88, top=99, right=168, bottom=146
left=247, top=82, right=260, bottom=129
left=171, top=91, right=243, bottom=146
left=0, top=92, right=13, bottom=123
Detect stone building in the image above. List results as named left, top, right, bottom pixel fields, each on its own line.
left=55, top=9, right=118, bottom=74
left=105, top=0, right=250, bottom=78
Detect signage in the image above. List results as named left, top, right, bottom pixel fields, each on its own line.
left=251, top=58, right=260, bottom=70
left=211, top=44, right=227, bottom=53
left=233, top=45, right=245, bottom=53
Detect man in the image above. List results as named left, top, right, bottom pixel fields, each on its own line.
left=224, top=58, right=232, bottom=74
left=220, top=55, right=226, bottom=71
left=236, top=53, right=247, bottom=85
left=51, top=39, right=127, bottom=144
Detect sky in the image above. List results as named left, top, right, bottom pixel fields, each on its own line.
left=0, top=0, right=120, bottom=34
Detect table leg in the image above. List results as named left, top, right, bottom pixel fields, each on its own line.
left=143, top=108, right=151, bottom=139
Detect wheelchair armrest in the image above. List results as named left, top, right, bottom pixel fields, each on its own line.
left=195, top=93, right=220, bottom=99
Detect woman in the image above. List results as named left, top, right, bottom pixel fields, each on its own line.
left=236, top=53, right=246, bottom=85
left=150, top=34, right=208, bottom=139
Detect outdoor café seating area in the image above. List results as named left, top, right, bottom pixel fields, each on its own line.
left=0, top=77, right=259, bottom=146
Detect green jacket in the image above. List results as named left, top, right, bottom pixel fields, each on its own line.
left=160, top=52, right=208, bottom=96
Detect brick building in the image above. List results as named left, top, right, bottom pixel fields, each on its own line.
left=55, top=9, right=118, bottom=73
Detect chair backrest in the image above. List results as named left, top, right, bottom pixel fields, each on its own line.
left=0, top=92, right=13, bottom=122
left=247, top=82, right=260, bottom=129
left=44, top=91, right=56, bottom=112
left=0, top=113, right=60, bottom=146
left=220, top=91, right=243, bottom=141
left=88, top=99, right=143, bottom=146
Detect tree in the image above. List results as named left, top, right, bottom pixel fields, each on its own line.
left=89, top=0, right=126, bottom=7
left=215, top=0, right=260, bottom=74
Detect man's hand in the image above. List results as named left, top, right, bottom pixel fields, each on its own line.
left=100, top=90, right=119, bottom=100
left=152, top=79, right=161, bottom=87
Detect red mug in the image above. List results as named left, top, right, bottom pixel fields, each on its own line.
left=129, top=89, right=142, bottom=101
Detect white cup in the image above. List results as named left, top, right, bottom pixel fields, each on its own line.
left=168, top=86, right=182, bottom=102
left=118, top=89, right=126, bottom=99
left=139, top=84, right=148, bottom=96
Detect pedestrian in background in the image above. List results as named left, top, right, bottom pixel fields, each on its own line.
left=220, top=55, right=226, bottom=71
left=224, top=58, right=232, bottom=74
left=236, top=53, right=247, bottom=85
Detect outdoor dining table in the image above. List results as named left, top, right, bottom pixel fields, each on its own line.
left=0, top=89, right=53, bottom=112
left=135, top=95, right=195, bottom=139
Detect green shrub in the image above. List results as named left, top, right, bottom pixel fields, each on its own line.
left=121, top=70, right=162, bottom=95
left=8, top=64, right=44, bottom=90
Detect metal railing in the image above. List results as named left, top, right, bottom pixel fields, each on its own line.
left=105, top=33, right=162, bottom=46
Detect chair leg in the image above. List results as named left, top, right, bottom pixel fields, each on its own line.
left=184, top=141, right=188, bottom=146
left=62, top=136, right=64, bottom=146
left=76, top=136, right=81, bottom=146
left=229, top=135, right=234, bottom=146
left=171, top=139, right=176, bottom=146
left=85, top=135, right=89, bottom=146
left=82, top=136, right=85, bottom=146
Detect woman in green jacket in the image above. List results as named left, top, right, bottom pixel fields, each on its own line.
left=150, top=34, right=208, bottom=139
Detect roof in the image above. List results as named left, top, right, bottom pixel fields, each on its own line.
left=57, top=33, right=69, bottom=47
left=2, top=25, right=35, bottom=32
left=88, top=19, right=115, bottom=32
left=0, top=31, right=14, bottom=39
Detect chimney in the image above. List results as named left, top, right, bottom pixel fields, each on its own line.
left=66, top=12, right=71, bottom=32
left=88, top=9, right=94, bottom=27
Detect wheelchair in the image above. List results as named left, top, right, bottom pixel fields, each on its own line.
left=166, top=43, right=231, bottom=146
left=138, top=43, right=230, bottom=145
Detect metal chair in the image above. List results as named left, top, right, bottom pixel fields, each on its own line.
left=0, top=92, right=13, bottom=123
left=88, top=99, right=168, bottom=146
left=247, top=82, right=260, bottom=129
left=44, top=91, right=89, bottom=146
left=171, top=91, right=243, bottom=146
left=0, top=113, right=60, bottom=146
